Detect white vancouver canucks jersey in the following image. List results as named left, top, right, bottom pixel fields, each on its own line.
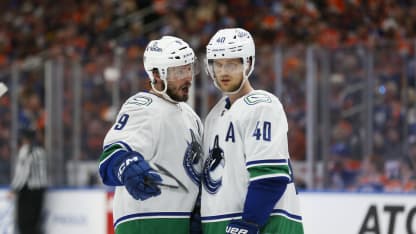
left=102, top=92, right=203, bottom=233
left=201, top=90, right=303, bottom=234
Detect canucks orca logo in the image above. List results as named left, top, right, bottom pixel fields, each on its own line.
left=203, top=135, right=224, bottom=194
left=183, top=129, right=203, bottom=185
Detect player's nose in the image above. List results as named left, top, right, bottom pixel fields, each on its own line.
left=183, top=74, right=193, bottom=82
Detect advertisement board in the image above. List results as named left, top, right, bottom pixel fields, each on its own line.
left=0, top=188, right=414, bottom=234
left=0, top=190, right=14, bottom=234
left=43, top=189, right=107, bottom=234
left=301, top=192, right=416, bottom=234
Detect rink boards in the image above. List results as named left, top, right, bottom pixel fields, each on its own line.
left=0, top=188, right=415, bottom=234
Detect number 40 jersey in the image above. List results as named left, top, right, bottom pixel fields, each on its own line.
left=201, top=90, right=304, bottom=234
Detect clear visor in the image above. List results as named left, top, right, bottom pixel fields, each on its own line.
left=208, top=58, right=244, bottom=78
left=166, top=60, right=200, bottom=81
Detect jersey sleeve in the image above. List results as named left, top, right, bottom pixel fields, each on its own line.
left=241, top=100, right=292, bottom=183
left=239, top=96, right=292, bottom=226
left=98, top=103, right=158, bottom=185
left=103, top=105, right=157, bottom=159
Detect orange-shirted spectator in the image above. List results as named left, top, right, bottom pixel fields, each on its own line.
left=317, top=23, right=341, bottom=49
left=327, top=0, right=345, bottom=13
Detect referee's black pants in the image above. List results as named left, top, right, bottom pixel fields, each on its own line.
left=16, top=185, right=45, bottom=234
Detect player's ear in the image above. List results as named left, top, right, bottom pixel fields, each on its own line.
left=152, top=69, right=161, bottom=84
left=245, top=57, right=253, bottom=76
left=151, top=69, right=166, bottom=91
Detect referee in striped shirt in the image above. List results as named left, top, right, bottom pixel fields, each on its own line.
left=10, top=127, right=48, bottom=234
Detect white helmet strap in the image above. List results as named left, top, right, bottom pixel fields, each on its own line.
left=150, top=78, right=179, bottom=104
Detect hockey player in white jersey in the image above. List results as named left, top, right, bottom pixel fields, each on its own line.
left=98, top=36, right=203, bottom=234
left=201, top=28, right=304, bottom=234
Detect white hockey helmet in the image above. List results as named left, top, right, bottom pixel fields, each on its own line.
left=206, top=28, right=255, bottom=93
left=143, top=36, right=196, bottom=100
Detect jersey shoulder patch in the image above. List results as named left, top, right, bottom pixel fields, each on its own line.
left=126, top=95, right=153, bottom=106
left=244, top=93, right=272, bottom=105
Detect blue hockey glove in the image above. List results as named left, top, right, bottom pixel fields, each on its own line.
left=114, top=152, right=162, bottom=200
left=225, top=220, right=259, bottom=234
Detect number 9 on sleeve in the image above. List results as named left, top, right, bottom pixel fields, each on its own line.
left=114, top=114, right=130, bottom=130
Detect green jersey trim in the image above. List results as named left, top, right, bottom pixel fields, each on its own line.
left=115, top=217, right=190, bottom=234
left=246, top=159, right=290, bottom=181
left=99, top=144, right=123, bottom=163
left=248, top=165, right=291, bottom=182
left=99, top=141, right=132, bottom=166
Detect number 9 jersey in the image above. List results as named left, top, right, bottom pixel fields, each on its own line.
left=201, top=90, right=304, bottom=234
left=99, top=92, right=203, bottom=234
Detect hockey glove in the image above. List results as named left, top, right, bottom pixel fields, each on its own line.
left=225, top=220, right=260, bottom=234
left=114, top=152, right=162, bottom=200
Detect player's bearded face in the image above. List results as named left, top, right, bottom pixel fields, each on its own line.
left=212, top=58, right=244, bottom=92
left=166, top=64, right=193, bottom=102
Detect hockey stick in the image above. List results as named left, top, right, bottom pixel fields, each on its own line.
left=149, top=162, right=189, bottom=192
left=0, top=82, right=7, bottom=98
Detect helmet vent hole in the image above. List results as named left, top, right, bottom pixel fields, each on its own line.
left=175, top=56, right=180, bottom=59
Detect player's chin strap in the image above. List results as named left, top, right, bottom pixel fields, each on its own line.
left=150, top=79, right=179, bottom=104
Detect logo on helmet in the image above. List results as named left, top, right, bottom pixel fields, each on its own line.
left=237, top=31, right=248, bottom=38
left=148, top=42, right=162, bottom=52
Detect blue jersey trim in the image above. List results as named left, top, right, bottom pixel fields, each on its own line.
left=271, top=209, right=302, bottom=221
left=201, top=209, right=302, bottom=221
left=201, top=212, right=242, bottom=221
left=246, top=159, right=287, bottom=167
left=114, top=212, right=192, bottom=227
left=201, top=208, right=302, bottom=223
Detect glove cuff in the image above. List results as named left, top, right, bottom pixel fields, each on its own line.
left=114, top=151, right=144, bottom=184
left=240, top=220, right=260, bottom=230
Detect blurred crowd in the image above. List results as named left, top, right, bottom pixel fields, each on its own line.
left=0, top=0, right=415, bottom=191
